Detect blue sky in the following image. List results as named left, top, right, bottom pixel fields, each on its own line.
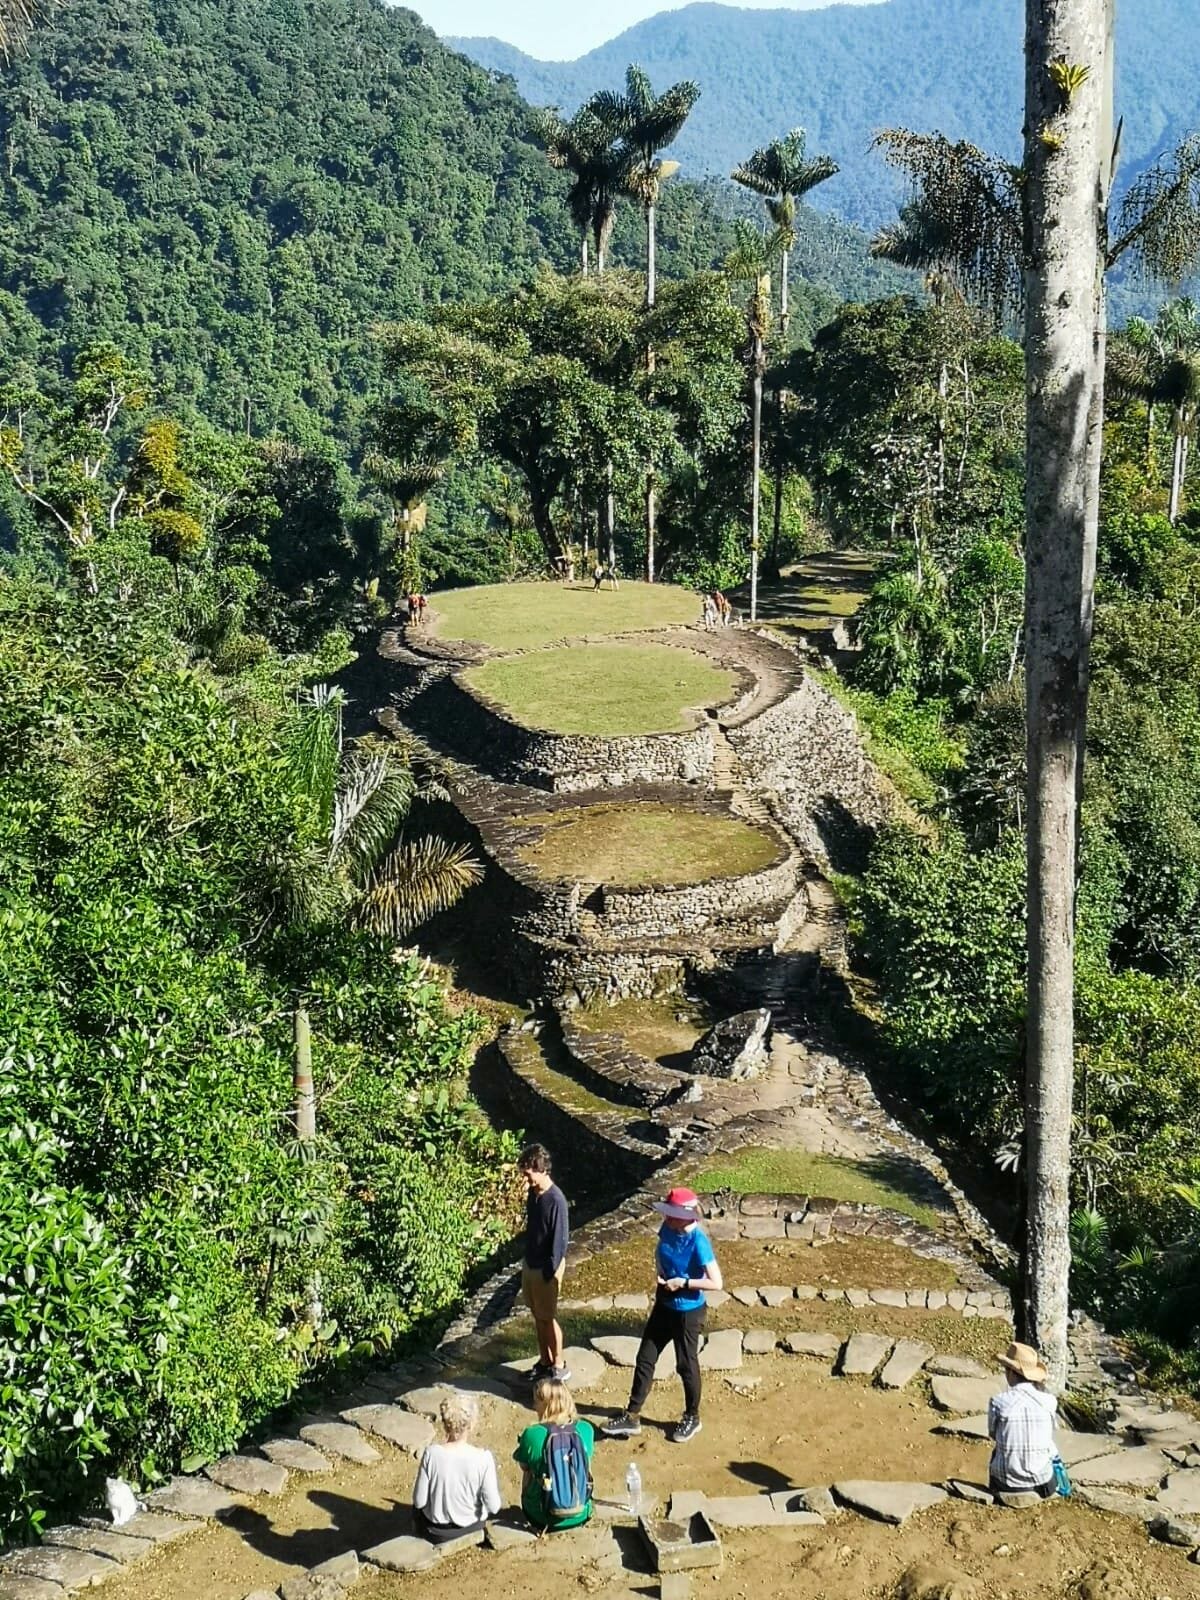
left=404, top=0, right=883, bottom=61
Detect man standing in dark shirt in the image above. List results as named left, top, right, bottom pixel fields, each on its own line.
left=519, top=1143, right=570, bottom=1382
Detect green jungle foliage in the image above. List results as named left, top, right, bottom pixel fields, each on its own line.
left=0, top=351, right=518, bottom=1538
left=825, top=293, right=1200, bottom=1373
left=454, top=0, right=1200, bottom=233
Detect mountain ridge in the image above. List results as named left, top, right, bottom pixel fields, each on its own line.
left=449, top=0, right=1200, bottom=229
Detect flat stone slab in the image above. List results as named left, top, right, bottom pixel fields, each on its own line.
left=362, top=1535, right=443, bottom=1573
left=1149, top=1511, right=1200, bottom=1547
left=698, top=1330, right=743, bottom=1371
left=244, top=1592, right=280, bottom=1600
left=42, top=1525, right=154, bottom=1563
left=929, top=1376, right=997, bottom=1414
left=613, top=1293, right=650, bottom=1311
left=832, top=1481, right=948, bottom=1526
left=1073, top=1446, right=1170, bottom=1488
left=933, top=1414, right=990, bottom=1441
left=784, top=1332, right=842, bottom=1361
left=309, top=1551, right=360, bottom=1584
left=559, top=1347, right=608, bottom=1389
left=947, top=1480, right=995, bottom=1505
left=1056, top=1433, right=1127, bottom=1468
left=926, top=1356, right=991, bottom=1379
left=705, top=1290, right=730, bottom=1309
left=398, top=1385, right=455, bottom=1418
left=1155, top=1470, right=1200, bottom=1515
left=997, top=1491, right=1043, bottom=1510
left=82, top=1512, right=195, bottom=1547
left=260, top=1438, right=333, bottom=1473
left=878, top=1341, right=935, bottom=1390
left=495, top=1357, right=539, bottom=1391
left=759, top=1286, right=792, bottom=1307
left=299, top=1421, right=382, bottom=1464
left=839, top=1333, right=893, bottom=1378
left=206, top=1454, right=289, bottom=1495
left=0, top=1580, right=82, bottom=1600
left=341, top=1405, right=433, bottom=1455
left=869, top=1288, right=909, bottom=1308
left=1, top=1548, right=119, bottom=1587
left=1074, top=1486, right=1160, bottom=1524
left=742, top=1330, right=778, bottom=1356
left=729, top=1287, right=760, bottom=1306
left=146, top=1475, right=244, bottom=1517
left=279, top=1552, right=360, bottom=1600
left=485, top=1520, right=539, bottom=1552
left=767, top=1490, right=828, bottom=1523
left=591, top=1336, right=674, bottom=1380
left=701, top=1495, right=823, bottom=1528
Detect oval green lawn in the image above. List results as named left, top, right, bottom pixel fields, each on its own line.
left=464, top=642, right=738, bottom=736
left=432, top=580, right=700, bottom=652
left=516, top=801, right=779, bottom=886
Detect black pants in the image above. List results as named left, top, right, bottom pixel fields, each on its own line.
left=417, top=1510, right=486, bottom=1544
left=628, top=1299, right=705, bottom=1416
left=989, top=1477, right=1055, bottom=1500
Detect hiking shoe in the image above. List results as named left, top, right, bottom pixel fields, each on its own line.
left=601, top=1412, right=642, bottom=1438
left=670, top=1413, right=703, bottom=1444
left=549, top=1363, right=572, bottom=1384
left=529, top=1362, right=553, bottom=1383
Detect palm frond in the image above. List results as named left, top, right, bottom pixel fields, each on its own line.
left=0, top=0, right=48, bottom=61
left=331, top=750, right=415, bottom=879
left=269, top=842, right=348, bottom=931
left=871, top=128, right=1023, bottom=322
left=1111, top=132, right=1200, bottom=282
left=724, top=220, right=786, bottom=283
left=354, top=837, right=484, bottom=938
left=285, top=685, right=343, bottom=834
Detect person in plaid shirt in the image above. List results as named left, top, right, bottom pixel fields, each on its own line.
left=988, top=1341, right=1059, bottom=1496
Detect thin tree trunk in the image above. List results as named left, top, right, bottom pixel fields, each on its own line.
left=780, top=245, right=790, bottom=331
left=1170, top=426, right=1184, bottom=522
left=581, top=234, right=589, bottom=277
left=645, top=477, right=656, bottom=583
left=1021, top=0, right=1106, bottom=1392
left=293, top=1001, right=316, bottom=1142
left=646, top=199, right=656, bottom=309
left=605, top=459, right=616, bottom=570
left=750, top=340, right=763, bottom=623
left=769, top=386, right=785, bottom=578
left=1146, top=401, right=1156, bottom=472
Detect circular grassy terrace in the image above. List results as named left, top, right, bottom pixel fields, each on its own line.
left=431, top=580, right=699, bottom=652
left=463, top=641, right=738, bottom=736
left=515, top=800, right=779, bottom=885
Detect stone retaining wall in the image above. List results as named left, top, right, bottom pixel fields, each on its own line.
left=555, top=1007, right=686, bottom=1109
left=403, top=671, right=716, bottom=792
left=725, top=668, right=899, bottom=869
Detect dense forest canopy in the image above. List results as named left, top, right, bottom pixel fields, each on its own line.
left=451, top=0, right=1200, bottom=228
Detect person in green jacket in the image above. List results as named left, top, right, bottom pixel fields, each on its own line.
left=514, top=1377, right=594, bottom=1530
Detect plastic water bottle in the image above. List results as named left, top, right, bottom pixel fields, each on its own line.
left=625, top=1462, right=642, bottom=1516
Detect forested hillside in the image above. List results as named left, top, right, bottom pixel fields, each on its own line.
left=451, top=0, right=1200, bottom=229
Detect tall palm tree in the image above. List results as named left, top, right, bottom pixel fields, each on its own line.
left=726, top=221, right=785, bottom=623
left=1109, top=299, right=1200, bottom=520
left=731, top=129, right=839, bottom=333
left=732, top=130, right=839, bottom=580
left=590, top=66, right=699, bottom=581
left=590, top=65, right=700, bottom=308
left=531, top=106, right=628, bottom=276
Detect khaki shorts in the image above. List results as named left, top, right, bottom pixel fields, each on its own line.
left=522, top=1261, right=564, bottom=1321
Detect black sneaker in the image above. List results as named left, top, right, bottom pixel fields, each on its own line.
left=530, top=1361, right=553, bottom=1382
left=670, top=1413, right=702, bottom=1444
left=601, top=1412, right=642, bottom=1438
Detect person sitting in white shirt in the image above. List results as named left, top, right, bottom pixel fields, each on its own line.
left=988, top=1341, right=1059, bottom=1497
left=412, top=1394, right=502, bottom=1542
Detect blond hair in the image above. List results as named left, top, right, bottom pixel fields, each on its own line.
left=533, top=1377, right=576, bottom=1425
left=439, top=1393, right=478, bottom=1442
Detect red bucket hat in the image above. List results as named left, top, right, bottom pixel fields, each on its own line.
left=653, top=1186, right=702, bottom=1221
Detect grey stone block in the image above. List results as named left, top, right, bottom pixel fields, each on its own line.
left=925, top=1356, right=990, bottom=1379
left=591, top=1335, right=674, bottom=1380
left=397, top=1385, right=453, bottom=1418
left=41, top=1525, right=153, bottom=1563
left=0, top=1548, right=119, bottom=1588
left=82, top=1512, right=195, bottom=1547
left=946, top=1480, right=995, bottom=1505
left=206, top=1455, right=289, bottom=1496
left=758, top=1286, right=792, bottom=1307
left=340, top=1405, right=433, bottom=1455
left=929, top=1376, right=997, bottom=1414
left=729, top=1287, right=759, bottom=1306
left=698, top=1330, right=743, bottom=1371
left=485, top=1519, right=539, bottom=1553
left=933, top=1414, right=991, bottom=1441
left=298, top=1422, right=381, bottom=1464
left=361, top=1535, right=442, bottom=1574
left=783, top=1332, right=841, bottom=1361
left=997, top=1491, right=1042, bottom=1509
left=145, top=1475, right=244, bottom=1518
left=831, top=1481, right=948, bottom=1526
left=878, top=1340, right=934, bottom=1390
left=1149, top=1512, right=1200, bottom=1547
left=260, top=1438, right=333, bottom=1474
left=1157, top=1469, right=1200, bottom=1515
left=869, top=1289, right=908, bottom=1308
left=1072, top=1446, right=1170, bottom=1488
left=839, top=1333, right=892, bottom=1377
left=742, top=1329, right=778, bottom=1356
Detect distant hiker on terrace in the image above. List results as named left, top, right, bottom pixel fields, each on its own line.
left=412, top=1393, right=501, bottom=1543
left=520, top=1143, right=570, bottom=1383
left=988, top=1341, right=1060, bottom=1498
left=601, top=1186, right=722, bottom=1445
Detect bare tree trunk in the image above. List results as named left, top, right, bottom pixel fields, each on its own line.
left=646, top=200, right=656, bottom=309
left=750, top=339, right=763, bottom=622
left=769, top=386, right=786, bottom=578
left=1022, top=0, right=1106, bottom=1392
left=293, top=1001, right=316, bottom=1141
left=581, top=234, right=589, bottom=277
left=780, top=245, right=790, bottom=331
left=605, top=459, right=616, bottom=570
left=1170, top=426, right=1184, bottom=522
left=645, top=477, right=656, bottom=582
left=645, top=200, right=658, bottom=579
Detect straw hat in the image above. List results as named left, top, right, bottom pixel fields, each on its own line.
left=652, top=1186, right=703, bottom=1221
left=998, top=1341, right=1049, bottom=1383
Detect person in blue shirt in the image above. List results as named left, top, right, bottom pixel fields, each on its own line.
left=601, top=1187, right=723, bottom=1445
